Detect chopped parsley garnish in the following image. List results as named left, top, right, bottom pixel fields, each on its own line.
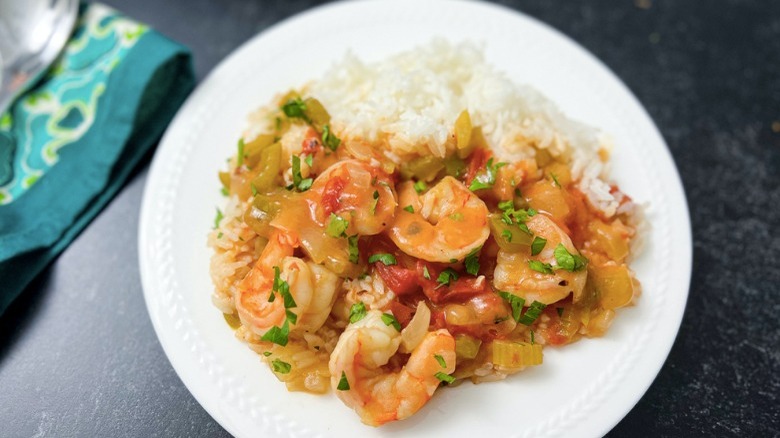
left=553, top=244, right=588, bottom=272
left=528, top=260, right=554, bottom=274
left=326, top=213, right=349, bottom=238
left=213, top=208, right=223, bottom=229
left=550, top=172, right=561, bottom=188
left=449, top=212, right=464, bottom=221
left=236, top=138, right=245, bottom=167
left=370, top=190, right=379, bottom=215
left=291, top=155, right=313, bottom=191
left=497, top=200, right=514, bottom=211
left=260, top=320, right=290, bottom=346
left=434, top=354, right=447, bottom=368
left=518, top=301, right=547, bottom=326
left=501, top=229, right=513, bottom=243
left=285, top=309, right=298, bottom=324
left=368, top=253, right=397, bottom=266
left=272, top=266, right=297, bottom=309
left=435, top=372, right=455, bottom=384
left=437, top=268, right=459, bottom=286
left=263, top=351, right=272, bottom=357
left=337, top=371, right=350, bottom=391
left=250, top=183, right=257, bottom=196
left=304, top=154, right=313, bottom=167
left=348, top=235, right=360, bottom=264
left=413, top=180, right=427, bottom=194
left=381, top=313, right=401, bottom=331
left=349, top=302, right=367, bottom=324
left=464, top=248, right=480, bottom=276
left=217, top=232, right=223, bottom=239
left=530, top=330, right=535, bottom=344
left=281, top=97, right=307, bottom=120
left=423, top=266, right=431, bottom=280
left=498, top=292, right=546, bottom=325
left=403, top=205, right=414, bottom=213
left=220, top=187, right=229, bottom=197
left=271, top=359, right=291, bottom=374
left=322, top=124, right=341, bottom=151
left=517, top=223, right=532, bottom=235
left=498, top=291, right=525, bottom=322
left=468, top=158, right=507, bottom=191
left=556, top=307, right=564, bottom=317
left=531, top=236, right=547, bottom=256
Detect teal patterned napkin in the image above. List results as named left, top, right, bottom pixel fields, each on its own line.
left=0, top=3, right=194, bottom=314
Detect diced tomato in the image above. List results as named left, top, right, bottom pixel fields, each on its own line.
left=417, top=261, right=491, bottom=304
left=321, top=176, right=346, bottom=216
left=388, top=301, right=415, bottom=328
left=302, top=128, right=322, bottom=155
left=375, top=263, right=419, bottom=296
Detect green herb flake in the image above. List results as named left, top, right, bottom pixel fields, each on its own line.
left=348, top=235, right=360, bottom=264
left=221, top=187, right=229, bottom=197
left=434, top=354, right=447, bottom=369
left=250, top=183, right=258, bottom=197
left=322, top=124, right=341, bottom=151
left=497, top=200, right=514, bottom=211
left=423, top=266, right=431, bottom=280
left=550, top=172, right=561, bottom=188
left=528, top=260, right=554, bottom=274
left=217, top=232, right=223, bottom=239
left=464, top=249, right=480, bottom=276
left=213, top=208, right=224, bottom=229
left=498, top=291, right=526, bottom=322
left=281, top=97, right=307, bottom=120
left=449, top=212, right=464, bottom=221
left=530, top=330, right=535, bottom=344
left=260, top=320, right=290, bottom=346
left=531, top=236, right=547, bottom=256
left=437, top=268, right=459, bottom=286
left=337, top=371, right=350, bottom=391
left=291, top=155, right=313, bottom=192
left=368, top=253, right=397, bottom=266
left=326, top=213, right=350, bottom=238
left=263, top=351, right=272, bottom=357
left=272, top=266, right=297, bottom=309
left=435, top=372, right=455, bottom=384
left=413, top=180, right=427, bottom=194
left=304, top=154, right=313, bottom=167
left=370, top=190, right=379, bottom=215
left=501, top=229, right=513, bottom=243
left=517, top=223, right=532, bottom=235
left=518, top=301, right=547, bottom=326
left=236, top=139, right=245, bottom=167
left=285, top=309, right=298, bottom=325
left=468, top=158, right=507, bottom=191
left=403, top=205, right=414, bottom=213
left=553, top=243, right=588, bottom=272
left=349, top=302, right=367, bottom=324
left=381, top=313, right=401, bottom=331
left=271, top=359, right=291, bottom=374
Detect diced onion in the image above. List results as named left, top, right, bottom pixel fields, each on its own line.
left=399, top=302, right=431, bottom=353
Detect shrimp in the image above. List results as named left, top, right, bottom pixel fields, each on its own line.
left=235, top=230, right=323, bottom=335
left=493, top=214, right=587, bottom=304
left=388, top=176, right=490, bottom=262
left=329, top=310, right=456, bottom=426
left=295, top=262, right=339, bottom=332
left=309, top=159, right=397, bottom=236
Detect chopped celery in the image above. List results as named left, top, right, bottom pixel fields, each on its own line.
left=491, top=340, right=543, bottom=368
left=455, top=334, right=482, bottom=360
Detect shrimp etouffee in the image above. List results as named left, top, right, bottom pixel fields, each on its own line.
left=208, top=92, right=642, bottom=426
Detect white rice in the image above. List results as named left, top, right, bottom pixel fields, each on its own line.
left=305, top=39, right=625, bottom=219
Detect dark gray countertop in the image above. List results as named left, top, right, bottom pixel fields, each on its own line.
left=1, top=0, right=778, bottom=436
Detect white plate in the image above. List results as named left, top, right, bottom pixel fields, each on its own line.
left=138, top=1, right=692, bottom=437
